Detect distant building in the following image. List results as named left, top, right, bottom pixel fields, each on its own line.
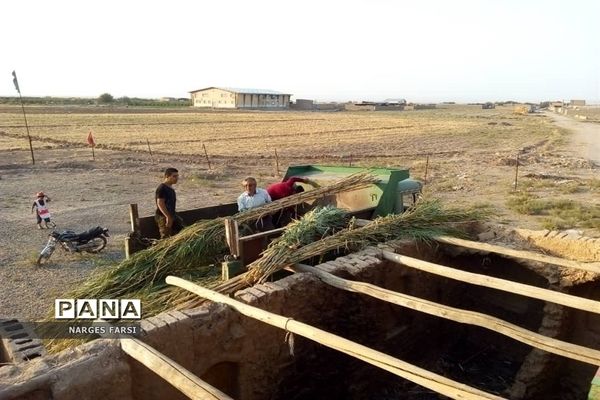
left=570, top=99, right=586, bottom=106
left=189, top=87, right=291, bottom=109
left=345, top=101, right=406, bottom=111
left=383, top=98, right=407, bottom=105
left=291, top=99, right=314, bottom=110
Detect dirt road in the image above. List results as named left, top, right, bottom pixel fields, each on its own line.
left=546, top=112, right=600, bottom=165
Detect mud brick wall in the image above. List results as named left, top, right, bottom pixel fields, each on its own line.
left=129, top=247, right=388, bottom=400
left=0, top=339, right=132, bottom=400
left=0, top=248, right=388, bottom=400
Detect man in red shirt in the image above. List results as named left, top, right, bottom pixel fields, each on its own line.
left=266, top=176, right=318, bottom=201
left=267, top=176, right=319, bottom=226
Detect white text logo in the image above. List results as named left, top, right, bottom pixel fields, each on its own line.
left=54, top=299, right=142, bottom=320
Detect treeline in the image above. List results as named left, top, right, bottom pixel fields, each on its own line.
left=0, top=96, right=191, bottom=107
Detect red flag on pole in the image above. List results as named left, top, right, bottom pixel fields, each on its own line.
left=87, top=131, right=95, bottom=147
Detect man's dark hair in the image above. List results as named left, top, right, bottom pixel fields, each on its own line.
left=164, top=167, right=178, bottom=177
left=294, top=185, right=305, bottom=194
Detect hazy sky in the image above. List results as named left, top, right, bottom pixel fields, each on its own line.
left=1, top=0, right=599, bottom=103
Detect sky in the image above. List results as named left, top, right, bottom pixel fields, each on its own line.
left=1, top=0, right=599, bottom=103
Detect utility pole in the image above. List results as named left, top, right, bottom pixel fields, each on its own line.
left=12, top=71, right=35, bottom=164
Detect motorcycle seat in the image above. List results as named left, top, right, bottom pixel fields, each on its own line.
left=60, top=227, right=104, bottom=242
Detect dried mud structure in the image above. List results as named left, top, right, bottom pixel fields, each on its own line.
left=2, top=230, right=600, bottom=400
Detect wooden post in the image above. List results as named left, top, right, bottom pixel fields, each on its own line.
left=291, top=263, right=600, bottom=366
left=91, top=144, right=95, bottom=161
left=382, top=250, right=600, bottom=315
left=146, top=138, right=154, bottom=163
left=202, top=143, right=212, bottom=170
left=424, top=154, right=430, bottom=184
left=129, top=203, right=140, bottom=233
left=224, top=218, right=240, bottom=258
left=514, top=153, right=519, bottom=190
left=274, top=149, right=280, bottom=175
left=349, top=154, right=353, bottom=167
left=166, top=276, right=503, bottom=400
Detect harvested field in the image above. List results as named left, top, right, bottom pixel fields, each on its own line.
left=0, top=105, right=565, bottom=160
left=0, top=104, right=599, bottom=321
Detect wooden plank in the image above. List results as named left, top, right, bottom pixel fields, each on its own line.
left=382, top=250, right=600, bottom=315
left=291, top=263, right=600, bottom=366
left=166, top=276, right=504, bottom=400
left=124, top=237, right=133, bottom=260
left=224, top=218, right=240, bottom=257
left=238, top=227, right=285, bottom=242
left=435, top=235, right=600, bottom=274
left=129, top=203, right=140, bottom=233
left=137, top=203, right=239, bottom=239
left=120, top=337, right=232, bottom=400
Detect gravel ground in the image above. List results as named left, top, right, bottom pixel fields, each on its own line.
left=0, top=147, right=244, bottom=320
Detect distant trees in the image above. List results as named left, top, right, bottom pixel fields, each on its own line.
left=98, top=93, right=114, bottom=104
left=0, top=94, right=190, bottom=107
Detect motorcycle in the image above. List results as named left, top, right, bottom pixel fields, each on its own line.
left=36, top=226, right=110, bottom=265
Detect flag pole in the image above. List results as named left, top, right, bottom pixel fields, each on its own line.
left=12, top=71, right=35, bottom=165
left=87, top=131, right=96, bottom=161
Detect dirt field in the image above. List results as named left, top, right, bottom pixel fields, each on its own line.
left=0, top=105, right=598, bottom=320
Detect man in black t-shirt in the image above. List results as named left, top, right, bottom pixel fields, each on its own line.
left=155, top=167, right=184, bottom=238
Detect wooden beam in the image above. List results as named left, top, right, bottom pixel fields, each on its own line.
left=120, top=337, right=232, bottom=400
left=238, top=227, right=285, bottom=242
left=129, top=203, right=140, bottom=233
left=166, top=276, right=504, bottom=400
left=382, top=250, right=600, bottom=315
left=292, top=263, right=600, bottom=366
left=223, top=218, right=240, bottom=258
left=124, top=237, right=133, bottom=260
left=435, top=235, right=600, bottom=274
left=352, top=219, right=599, bottom=275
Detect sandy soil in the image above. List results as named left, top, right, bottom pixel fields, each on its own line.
left=547, top=112, right=600, bottom=164
left=0, top=108, right=598, bottom=321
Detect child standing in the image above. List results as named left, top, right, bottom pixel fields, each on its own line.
left=32, top=192, right=55, bottom=229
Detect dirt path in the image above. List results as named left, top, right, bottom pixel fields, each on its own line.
left=546, top=112, right=600, bottom=164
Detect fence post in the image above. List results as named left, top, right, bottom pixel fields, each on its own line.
left=146, top=138, right=154, bottom=163
left=274, top=149, right=280, bottom=175
left=514, top=153, right=519, bottom=191
left=424, top=154, right=430, bottom=184
left=202, top=143, right=212, bottom=170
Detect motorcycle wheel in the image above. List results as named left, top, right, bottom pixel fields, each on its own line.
left=36, top=250, right=53, bottom=266
left=85, top=236, right=107, bottom=253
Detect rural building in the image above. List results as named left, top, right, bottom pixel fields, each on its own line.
left=344, top=101, right=435, bottom=111
left=314, top=102, right=342, bottom=111
left=189, top=87, right=291, bottom=109
left=570, top=99, right=586, bottom=106
left=291, top=99, right=314, bottom=110
left=384, top=98, right=407, bottom=105
left=345, top=102, right=405, bottom=111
